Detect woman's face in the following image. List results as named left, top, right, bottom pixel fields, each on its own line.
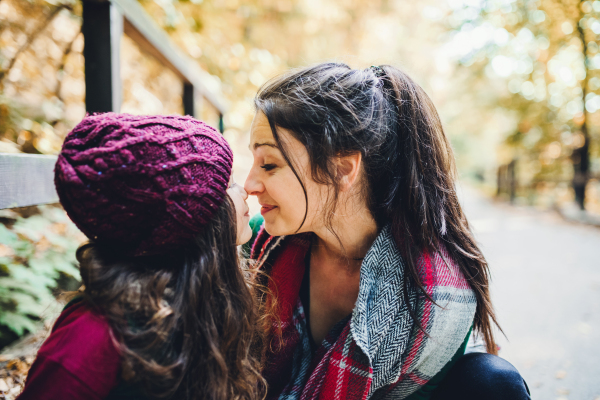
left=227, top=176, right=252, bottom=245
left=244, top=112, right=326, bottom=236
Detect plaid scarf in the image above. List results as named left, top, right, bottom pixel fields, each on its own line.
left=252, top=225, right=476, bottom=400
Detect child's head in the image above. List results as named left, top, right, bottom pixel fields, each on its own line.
left=55, top=112, right=252, bottom=253
left=54, top=113, right=263, bottom=400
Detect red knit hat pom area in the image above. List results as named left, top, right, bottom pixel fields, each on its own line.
left=54, top=113, right=233, bottom=256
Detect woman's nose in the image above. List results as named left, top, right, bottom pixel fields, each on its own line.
left=244, top=168, right=263, bottom=196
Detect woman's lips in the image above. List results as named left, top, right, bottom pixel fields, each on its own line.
left=260, top=205, right=277, bottom=215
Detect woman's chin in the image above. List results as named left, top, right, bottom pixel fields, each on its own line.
left=262, top=221, right=278, bottom=236
left=263, top=221, right=294, bottom=237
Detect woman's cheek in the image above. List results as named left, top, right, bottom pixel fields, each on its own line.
left=280, top=183, right=308, bottom=232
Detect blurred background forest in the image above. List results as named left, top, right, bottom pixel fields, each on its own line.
left=0, top=0, right=599, bottom=376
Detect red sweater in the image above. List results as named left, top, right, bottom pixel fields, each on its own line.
left=17, top=299, right=121, bottom=400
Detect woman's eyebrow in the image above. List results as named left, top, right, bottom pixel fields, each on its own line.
left=250, top=142, right=279, bottom=150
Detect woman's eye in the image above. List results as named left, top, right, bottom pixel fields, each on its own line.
left=260, top=164, right=276, bottom=171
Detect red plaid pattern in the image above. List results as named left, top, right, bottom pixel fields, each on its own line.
left=253, top=226, right=476, bottom=400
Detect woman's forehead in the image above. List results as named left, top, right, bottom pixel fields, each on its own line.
left=249, top=112, right=305, bottom=158
left=250, top=112, right=276, bottom=146
left=249, top=113, right=280, bottom=153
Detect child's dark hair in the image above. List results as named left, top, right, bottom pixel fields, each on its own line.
left=75, top=195, right=265, bottom=400
left=255, top=62, right=501, bottom=354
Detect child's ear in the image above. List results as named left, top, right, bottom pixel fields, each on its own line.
left=335, top=152, right=362, bottom=192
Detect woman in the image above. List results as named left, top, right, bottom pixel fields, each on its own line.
left=18, top=114, right=264, bottom=400
left=244, top=63, right=530, bottom=399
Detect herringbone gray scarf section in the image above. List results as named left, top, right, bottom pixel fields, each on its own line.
left=351, top=225, right=418, bottom=392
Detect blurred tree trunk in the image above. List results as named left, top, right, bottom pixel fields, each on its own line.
left=574, top=0, right=591, bottom=210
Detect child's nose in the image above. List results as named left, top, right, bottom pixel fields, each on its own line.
left=239, top=185, right=248, bottom=200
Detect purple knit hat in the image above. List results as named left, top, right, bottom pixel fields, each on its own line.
left=55, top=113, right=233, bottom=256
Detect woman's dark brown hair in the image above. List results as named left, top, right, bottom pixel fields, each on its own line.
left=75, top=196, right=265, bottom=399
left=255, top=62, right=501, bottom=354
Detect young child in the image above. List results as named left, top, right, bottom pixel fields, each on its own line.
left=17, top=113, right=263, bottom=400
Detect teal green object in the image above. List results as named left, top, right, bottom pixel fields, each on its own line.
left=404, top=327, right=472, bottom=400
left=241, top=213, right=265, bottom=257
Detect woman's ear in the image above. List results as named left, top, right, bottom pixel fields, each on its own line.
left=335, top=152, right=362, bottom=192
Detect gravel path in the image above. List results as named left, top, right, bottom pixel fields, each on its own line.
left=459, top=184, right=600, bottom=400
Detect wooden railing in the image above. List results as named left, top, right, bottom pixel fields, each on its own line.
left=496, top=159, right=600, bottom=207
left=0, top=0, right=226, bottom=210
left=83, top=0, right=226, bottom=119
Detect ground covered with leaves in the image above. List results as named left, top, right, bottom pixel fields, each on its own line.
left=0, top=326, right=48, bottom=399
left=0, top=355, right=32, bottom=399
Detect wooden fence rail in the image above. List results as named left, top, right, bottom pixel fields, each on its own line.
left=0, top=154, right=58, bottom=209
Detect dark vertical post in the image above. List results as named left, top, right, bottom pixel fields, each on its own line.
left=508, top=159, right=516, bottom=203
left=575, top=0, right=590, bottom=210
left=82, top=0, right=122, bottom=113
left=572, top=138, right=589, bottom=210
left=183, top=83, right=194, bottom=116
left=218, top=114, right=224, bottom=133
left=496, top=165, right=503, bottom=197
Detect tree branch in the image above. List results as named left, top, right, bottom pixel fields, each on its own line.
left=54, top=30, right=82, bottom=103
left=0, top=4, right=70, bottom=82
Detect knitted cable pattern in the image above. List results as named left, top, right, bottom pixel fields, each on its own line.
left=54, top=113, right=233, bottom=256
